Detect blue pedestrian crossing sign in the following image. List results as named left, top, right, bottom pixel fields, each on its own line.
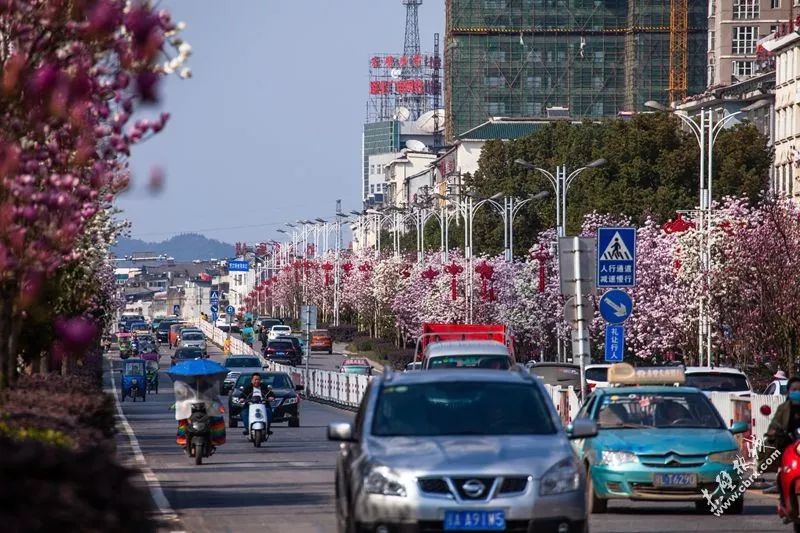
left=210, top=290, right=220, bottom=303
left=599, top=289, right=633, bottom=324
left=597, top=227, right=636, bottom=288
left=604, top=325, right=625, bottom=362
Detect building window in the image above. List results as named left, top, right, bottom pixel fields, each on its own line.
left=526, top=102, right=543, bottom=116
left=370, top=184, right=375, bottom=194
left=733, top=0, right=759, bottom=19
left=708, top=31, right=715, bottom=52
left=772, top=0, right=780, bottom=8
left=732, top=26, right=757, bottom=54
left=487, top=101, right=506, bottom=114
left=527, top=76, right=542, bottom=88
left=732, top=60, right=754, bottom=78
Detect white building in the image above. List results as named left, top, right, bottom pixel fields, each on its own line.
left=765, top=29, right=800, bottom=196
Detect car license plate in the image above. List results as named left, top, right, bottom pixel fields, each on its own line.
left=443, top=510, right=505, bottom=531
left=276, top=352, right=285, bottom=356
left=653, top=473, right=697, bottom=487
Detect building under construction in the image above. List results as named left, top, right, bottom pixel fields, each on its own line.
left=445, top=0, right=708, bottom=139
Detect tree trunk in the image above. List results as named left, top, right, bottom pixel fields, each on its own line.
left=6, top=308, right=22, bottom=386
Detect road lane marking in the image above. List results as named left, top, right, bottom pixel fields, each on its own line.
left=107, top=357, right=185, bottom=531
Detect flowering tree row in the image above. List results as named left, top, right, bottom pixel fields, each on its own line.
left=256, top=197, right=800, bottom=376
left=0, top=1, right=189, bottom=385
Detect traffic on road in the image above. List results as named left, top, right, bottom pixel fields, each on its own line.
left=102, top=316, right=792, bottom=533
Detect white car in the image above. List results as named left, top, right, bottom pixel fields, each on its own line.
left=585, top=363, right=612, bottom=391
left=683, top=366, right=752, bottom=396
left=763, top=379, right=788, bottom=396
left=268, top=325, right=292, bottom=341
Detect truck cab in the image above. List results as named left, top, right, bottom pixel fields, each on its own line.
left=417, top=323, right=515, bottom=370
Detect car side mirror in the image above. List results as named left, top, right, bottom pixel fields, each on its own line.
left=730, top=421, right=749, bottom=434
left=567, top=417, right=598, bottom=439
left=295, top=384, right=304, bottom=391
left=327, top=422, right=355, bottom=442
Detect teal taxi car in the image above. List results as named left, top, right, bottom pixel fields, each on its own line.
left=573, top=363, right=748, bottom=514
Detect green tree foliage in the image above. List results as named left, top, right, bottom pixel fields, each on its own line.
left=466, top=114, right=770, bottom=256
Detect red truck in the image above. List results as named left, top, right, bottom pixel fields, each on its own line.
left=415, top=323, right=515, bottom=370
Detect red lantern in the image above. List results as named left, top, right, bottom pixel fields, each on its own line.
left=663, top=213, right=695, bottom=234
left=322, top=261, right=334, bottom=286
left=529, top=243, right=552, bottom=293
left=342, top=262, right=354, bottom=277
left=475, top=260, right=495, bottom=301
left=443, top=260, right=464, bottom=300
left=421, top=265, right=440, bottom=282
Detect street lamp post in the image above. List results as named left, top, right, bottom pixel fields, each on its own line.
left=645, top=101, right=741, bottom=368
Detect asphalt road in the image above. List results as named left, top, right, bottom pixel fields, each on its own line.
left=234, top=332, right=360, bottom=373
left=109, top=342, right=788, bottom=533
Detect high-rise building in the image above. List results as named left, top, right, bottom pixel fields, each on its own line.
left=445, top=1, right=708, bottom=139
left=707, top=0, right=793, bottom=87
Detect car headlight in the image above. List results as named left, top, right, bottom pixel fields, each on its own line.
left=708, top=450, right=739, bottom=464
left=364, top=465, right=407, bottom=497
left=283, top=396, right=298, bottom=405
left=540, top=457, right=580, bottom=496
left=599, top=451, right=638, bottom=467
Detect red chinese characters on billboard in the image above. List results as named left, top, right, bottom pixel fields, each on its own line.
left=369, top=79, right=439, bottom=95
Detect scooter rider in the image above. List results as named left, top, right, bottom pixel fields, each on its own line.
left=765, top=376, right=800, bottom=497
left=241, top=373, right=275, bottom=435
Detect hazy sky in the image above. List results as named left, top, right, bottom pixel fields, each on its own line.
left=120, top=0, right=444, bottom=243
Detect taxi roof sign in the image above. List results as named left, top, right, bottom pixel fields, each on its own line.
left=607, top=363, right=685, bottom=386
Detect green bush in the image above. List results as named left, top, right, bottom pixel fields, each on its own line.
left=328, top=324, right=358, bottom=342
left=351, top=336, right=375, bottom=352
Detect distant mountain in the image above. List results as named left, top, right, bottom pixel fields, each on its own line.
left=113, top=233, right=235, bottom=262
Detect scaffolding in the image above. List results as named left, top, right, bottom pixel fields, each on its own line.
left=445, top=0, right=707, bottom=139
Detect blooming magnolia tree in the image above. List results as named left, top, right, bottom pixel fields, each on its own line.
left=0, top=1, right=189, bottom=385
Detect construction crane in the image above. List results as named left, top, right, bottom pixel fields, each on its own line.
left=668, top=0, right=688, bottom=102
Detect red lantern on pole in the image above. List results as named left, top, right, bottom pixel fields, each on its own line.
left=322, top=261, right=334, bottom=286
left=443, top=260, right=464, bottom=300
left=342, top=261, right=354, bottom=277
left=663, top=213, right=695, bottom=234
left=475, top=260, right=495, bottom=301
left=529, top=243, right=552, bottom=293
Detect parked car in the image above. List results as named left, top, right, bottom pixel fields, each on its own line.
left=222, top=355, right=264, bottom=395
left=264, top=339, right=301, bottom=366
left=328, top=367, right=596, bottom=531
left=228, top=371, right=303, bottom=428
left=683, top=366, right=752, bottom=397
left=310, top=329, right=333, bottom=354
left=268, top=325, right=293, bottom=341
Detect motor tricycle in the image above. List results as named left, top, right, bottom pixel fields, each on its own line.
left=120, top=358, right=147, bottom=402
left=117, top=332, right=133, bottom=359
left=145, top=359, right=159, bottom=394
left=169, top=359, right=227, bottom=465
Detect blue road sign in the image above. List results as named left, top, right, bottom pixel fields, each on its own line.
left=599, top=289, right=633, bottom=324
left=211, top=311, right=218, bottom=322
left=604, top=325, right=625, bottom=362
left=210, top=290, right=220, bottom=305
left=597, top=227, right=637, bottom=288
left=173, top=304, right=181, bottom=315
left=226, top=305, right=236, bottom=316
left=227, top=260, right=250, bottom=272
left=210, top=304, right=219, bottom=314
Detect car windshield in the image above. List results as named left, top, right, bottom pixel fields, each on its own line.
left=585, top=367, right=609, bottom=382
left=595, top=392, right=724, bottom=429
left=685, top=372, right=750, bottom=392
left=269, top=341, right=293, bottom=350
left=131, top=322, right=147, bottom=329
left=272, top=326, right=290, bottom=332
left=226, top=358, right=261, bottom=368
left=781, top=383, right=788, bottom=395
left=182, top=333, right=203, bottom=341
left=343, top=365, right=370, bottom=375
left=372, top=381, right=556, bottom=436
left=234, top=373, right=293, bottom=389
left=158, top=322, right=175, bottom=331
left=530, top=365, right=581, bottom=387
left=123, top=362, right=144, bottom=376
left=428, top=355, right=511, bottom=370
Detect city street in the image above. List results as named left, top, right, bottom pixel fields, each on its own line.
left=108, top=343, right=788, bottom=533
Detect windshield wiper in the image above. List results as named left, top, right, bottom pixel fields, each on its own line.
left=600, top=423, right=651, bottom=429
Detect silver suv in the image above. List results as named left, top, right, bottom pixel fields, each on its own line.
left=328, top=368, right=597, bottom=533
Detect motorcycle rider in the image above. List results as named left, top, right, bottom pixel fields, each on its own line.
left=765, top=376, right=800, bottom=497
left=241, top=373, right=275, bottom=435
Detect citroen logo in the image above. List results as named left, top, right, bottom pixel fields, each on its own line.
left=462, top=479, right=486, bottom=498
left=666, top=453, right=681, bottom=466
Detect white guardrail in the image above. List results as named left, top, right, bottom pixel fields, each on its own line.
left=197, top=322, right=784, bottom=432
